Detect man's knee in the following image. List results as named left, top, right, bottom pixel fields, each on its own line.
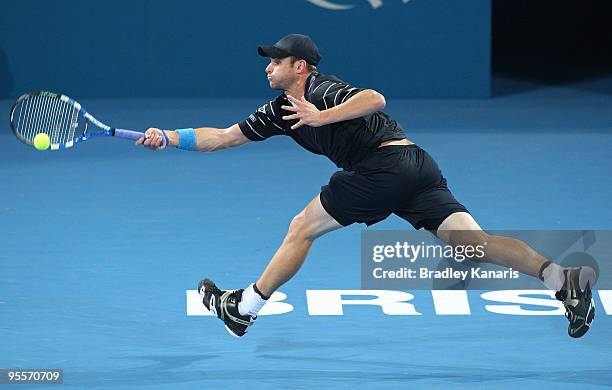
left=284, top=195, right=343, bottom=244
left=286, top=211, right=314, bottom=242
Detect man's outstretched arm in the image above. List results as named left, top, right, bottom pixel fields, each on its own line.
left=137, top=124, right=250, bottom=151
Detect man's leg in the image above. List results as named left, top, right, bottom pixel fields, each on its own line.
left=198, top=194, right=342, bottom=337
left=435, top=211, right=596, bottom=337
left=435, top=212, right=548, bottom=277
left=255, top=194, right=343, bottom=297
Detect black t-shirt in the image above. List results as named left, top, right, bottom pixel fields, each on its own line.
left=238, top=73, right=406, bottom=170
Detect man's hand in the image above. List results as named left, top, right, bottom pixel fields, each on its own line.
left=282, top=95, right=327, bottom=130
left=136, top=128, right=177, bottom=150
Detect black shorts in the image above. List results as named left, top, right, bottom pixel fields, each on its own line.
left=320, top=144, right=469, bottom=231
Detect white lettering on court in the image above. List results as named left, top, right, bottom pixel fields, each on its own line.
left=306, top=290, right=421, bottom=315
left=481, top=290, right=565, bottom=316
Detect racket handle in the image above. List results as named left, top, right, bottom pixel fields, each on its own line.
left=113, top=128, right=144, bottom=140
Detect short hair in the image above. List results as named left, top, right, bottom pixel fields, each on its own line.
left=289, top=56, right=317, bottom=74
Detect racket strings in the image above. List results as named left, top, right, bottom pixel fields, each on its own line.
left=13, top=95, right=81, bottom=145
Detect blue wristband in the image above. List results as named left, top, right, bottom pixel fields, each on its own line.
left=175, top=128, right=196, bottom=151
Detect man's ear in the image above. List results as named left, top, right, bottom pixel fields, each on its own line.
left=296, top=60, right=307, bottom=74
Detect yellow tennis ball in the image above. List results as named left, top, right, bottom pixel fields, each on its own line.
left=33, top=133, right=51, bottom=151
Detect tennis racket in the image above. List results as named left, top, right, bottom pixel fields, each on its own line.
left=9, top=91, right=166, bottom=150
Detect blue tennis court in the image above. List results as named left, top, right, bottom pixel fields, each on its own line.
left=1, top=77, right=611, bottom=388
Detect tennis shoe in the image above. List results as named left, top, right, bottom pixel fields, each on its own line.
left=555, top=267, right=595, bottom=338
left=198, top=278, right=255, bottom=337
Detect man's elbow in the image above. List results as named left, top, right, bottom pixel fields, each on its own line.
left=368, top=89, right=386, bottom=111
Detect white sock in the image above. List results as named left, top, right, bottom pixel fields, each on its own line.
left=541, top=262, right=565, bottom=290
left=238, top=284, right=268, bottom=317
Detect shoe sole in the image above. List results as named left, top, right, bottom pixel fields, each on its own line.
left=224, top=325, right=242, bottom=338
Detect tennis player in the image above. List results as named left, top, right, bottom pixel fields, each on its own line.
left=138, top=34, right=595, bottom=338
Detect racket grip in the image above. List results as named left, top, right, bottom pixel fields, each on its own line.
left=113, top=128, right=144, bottom=140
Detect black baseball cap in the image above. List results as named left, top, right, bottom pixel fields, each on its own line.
left=258, top=34, right=321, bottom=66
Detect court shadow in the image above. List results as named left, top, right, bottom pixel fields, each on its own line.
left=21, top=348, right=612, bottom=388
left=35, top=354, right=218, bottom=388
left=255, top=354, right=612, bottom=387
left=0, top=47, right=14, bottom=98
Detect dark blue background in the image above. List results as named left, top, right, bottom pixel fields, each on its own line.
left=0, top=0, right=490, bottom=99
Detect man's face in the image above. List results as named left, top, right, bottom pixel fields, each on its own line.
left=265, top=57, right=298, bottom=90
